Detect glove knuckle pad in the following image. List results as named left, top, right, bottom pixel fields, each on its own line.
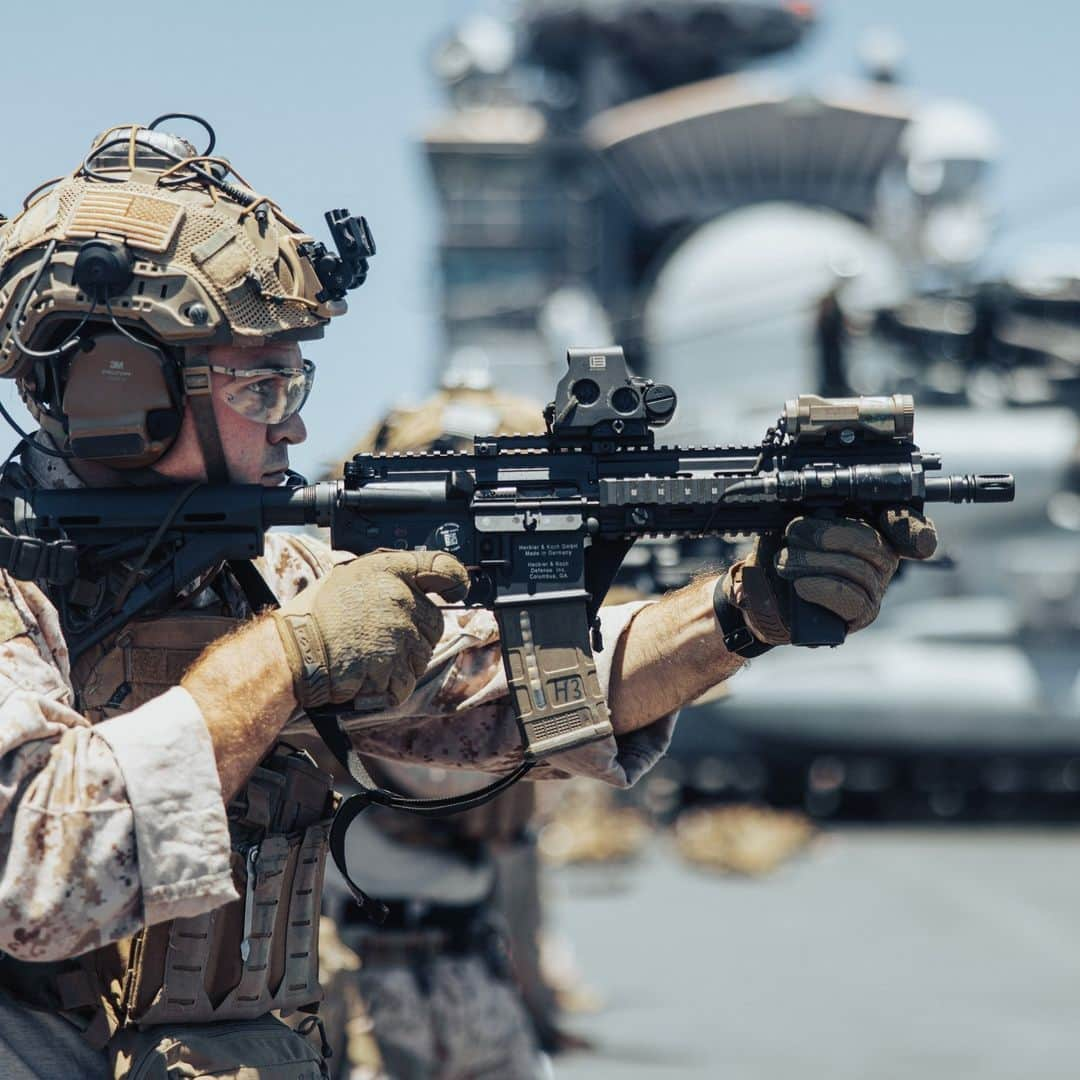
left=794, top=577, right=872, bottom=626
left=788, top=516, right=893, bottom=566
left=879, top=507, right=939, bottom=560
left=778, top=550, right=875, bottom=590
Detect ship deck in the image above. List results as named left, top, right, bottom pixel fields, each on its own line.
left=551, top=826, right=1080, bottom=1079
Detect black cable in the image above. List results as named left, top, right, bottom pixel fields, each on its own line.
left=103, top=297, right=165, bottom=355
left=718, top=477, right=767, bottom=501
left=8, top=240, right=91, bottom=362
left=110, top=480, right=204, bottom=613
left=0, top=233, right=100, bottom=458
left=147, top=113, right=216, bottom=155
left=54, top=302, right=97, bottom=349
left=57, top=574, right=107, bottom=638
left=0, top=401, right=36, bottom=454
left=81, top=132, right=255, bottom=208
left=0, top=436, right=27, bottom=472
left=0, top=398, right=69, bottom=460
left=9, top=247, right=97, bottom=364
left=698, top=415, right=787, bottom=534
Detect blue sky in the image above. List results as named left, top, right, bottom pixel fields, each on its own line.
left=1, top=1, right=1075, bottom=476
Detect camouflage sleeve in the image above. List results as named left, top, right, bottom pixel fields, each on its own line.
left=255, top=531, right=350, bottom=602
left=261, top=537, right=675, bottom=786
left=330, top=601, right=676, bottom=788
left=0, top=574, right=236, bottom=962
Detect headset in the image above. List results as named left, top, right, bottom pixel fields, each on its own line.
left=14, top=237, right=187, bottom=469
left=59, top=330, right=184, bottom=467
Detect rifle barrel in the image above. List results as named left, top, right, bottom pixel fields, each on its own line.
left=925, top=474, right=1015, bottom=503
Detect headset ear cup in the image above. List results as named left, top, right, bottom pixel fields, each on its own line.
left=61, top=332, right=184, bottom=467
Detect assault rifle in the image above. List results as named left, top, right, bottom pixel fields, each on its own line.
left=5, top=346, right=1013, bottom=763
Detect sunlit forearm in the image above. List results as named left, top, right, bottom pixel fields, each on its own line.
left=607, top=575, right=745, bottom=733
left=182, top=616, right=297, bottom=800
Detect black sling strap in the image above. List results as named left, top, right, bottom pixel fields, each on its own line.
left=229, top=556, right=535, bottom=922
left=307, top=706, right=533, bottom=921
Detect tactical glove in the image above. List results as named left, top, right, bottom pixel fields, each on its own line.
left=719, top=507, right=938, bottom=647
left=271, top=550, right=470, bottom=709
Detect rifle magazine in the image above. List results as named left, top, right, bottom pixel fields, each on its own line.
left=495, top=596, right=614, bottom=761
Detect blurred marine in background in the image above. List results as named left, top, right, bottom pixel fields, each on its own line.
left=317, top=376, right=572, bottom=1079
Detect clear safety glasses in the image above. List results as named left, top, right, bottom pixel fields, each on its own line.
left=210, top=358, right=315, bottom=425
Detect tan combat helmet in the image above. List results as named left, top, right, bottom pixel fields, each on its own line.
left=0, top=114, right=374, bottom=475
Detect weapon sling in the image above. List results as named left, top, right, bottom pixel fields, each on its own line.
left=229, top=558, right=536, bottom=922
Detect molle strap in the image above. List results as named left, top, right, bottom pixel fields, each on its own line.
left=182, top=349, right=229, bottom=484
left=277, top=823, right=329, bottom=1015
left=216, top=835, right=291, bottom=1018
left=134, top=910, right=219, bottom=1025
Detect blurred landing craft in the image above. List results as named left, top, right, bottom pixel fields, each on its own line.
left=423, top=1, right=819, bottom=400
left=422, top=2, right=1079, bottom=817
left=659, top=271, right=1080, bottom=822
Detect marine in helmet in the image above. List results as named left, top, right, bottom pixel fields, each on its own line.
left=316, top=371, right=577, bottom=1078
left=0, top=117, right=935, bottom=1078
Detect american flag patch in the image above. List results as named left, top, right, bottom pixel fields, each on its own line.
left=64, top=190, right=184, bottom=253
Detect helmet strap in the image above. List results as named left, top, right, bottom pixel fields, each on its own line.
left=181, top=350, right=230, bottom=484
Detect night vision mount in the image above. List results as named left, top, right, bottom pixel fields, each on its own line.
left=298, top=210, right=376, bottom=303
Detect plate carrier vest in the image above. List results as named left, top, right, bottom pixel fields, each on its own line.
left=0, top=580, right=335, bottom=1049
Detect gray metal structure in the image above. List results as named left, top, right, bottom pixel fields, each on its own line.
left=421, top=2, right=990, bottom=391
left=421, top=2, right=1078, bottom=818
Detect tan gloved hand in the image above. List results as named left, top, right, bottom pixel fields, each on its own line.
left=271, top=550, right=470, bottom=709
left=720, top=507, right=938, bottom=646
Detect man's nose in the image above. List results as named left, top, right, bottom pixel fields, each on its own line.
left=269, top=412, right=307, bottom=446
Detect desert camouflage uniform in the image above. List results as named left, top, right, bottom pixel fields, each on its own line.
left=0, top=443, right=673, bottom=1078
left=317, top=772, right=542, bottom=1079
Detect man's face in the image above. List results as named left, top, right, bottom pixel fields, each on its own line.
left=154, top=342, right=309, bottom=486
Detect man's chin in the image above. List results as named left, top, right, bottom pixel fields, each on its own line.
left=261, top=470, right=288, bottom=487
